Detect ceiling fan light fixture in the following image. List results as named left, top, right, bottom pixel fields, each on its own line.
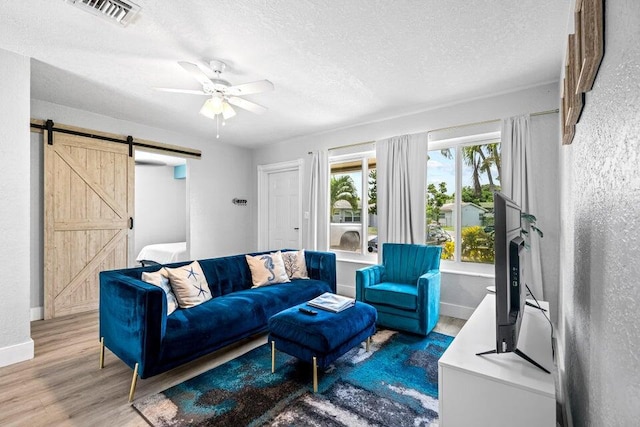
left=222, top=103, right=236, bottom=120
left=209, top=96, right=224, bottom=114
left=200, top=96, right=224, bottom=119
left=199, top=102, right=216, bottom=120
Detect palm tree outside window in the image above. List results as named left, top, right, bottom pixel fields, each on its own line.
left=427, top=136, right=501, bottom=265
left=328, top=153, right=377, bottom=259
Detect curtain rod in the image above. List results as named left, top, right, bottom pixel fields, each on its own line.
left=427, top=108, right=559, bottom=135
left=311, top=108, right=559, bottom=154
left=313, top=139, right=374, bottom=154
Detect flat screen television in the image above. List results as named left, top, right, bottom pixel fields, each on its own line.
left=493, top=191, right=525, bottom=354
left=476, top=191, right=549, bottom=373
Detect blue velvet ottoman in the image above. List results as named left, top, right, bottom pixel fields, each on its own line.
left=268, top=301, right=377, bottom=392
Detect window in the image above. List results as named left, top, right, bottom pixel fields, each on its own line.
left=427, top=134, right=501, bottom=266
left=329, top=151, right=377, bottom=260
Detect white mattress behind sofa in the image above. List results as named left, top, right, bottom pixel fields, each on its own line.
left=136, top=242, right=187, bottom=264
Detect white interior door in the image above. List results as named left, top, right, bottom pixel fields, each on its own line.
left=267, top=170, right=300, bottom=250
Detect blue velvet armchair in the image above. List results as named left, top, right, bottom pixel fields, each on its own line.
left=356, top=243, right=442, bottom=336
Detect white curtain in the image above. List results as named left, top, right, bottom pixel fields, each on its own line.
left=502, top=114, right=544, bottom=299
left=307, top=150, right=328, bottom=250
left=376, top=134, right=427, bottom=251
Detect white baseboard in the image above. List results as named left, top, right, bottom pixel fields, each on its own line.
left=554, top=333, right=573, bottom=427
left=0, top=339, right=34, bottom=368
left=336, top=286, right=474, bottom=320
left=30, top=306, right=44, bottom=321
left=336, top=284, right=355, bottom=298
left=440, top=301, right=475, bottom=320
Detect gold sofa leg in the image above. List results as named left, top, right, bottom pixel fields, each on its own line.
left=366, top=336, right=371, bottom=352
left=128, top=363, right=139, bottom=403
left=271, top=341, right=276, bottom=373
left=312, top=356, right=318, bottom=393
left=99, top=337, right=105, bottom=369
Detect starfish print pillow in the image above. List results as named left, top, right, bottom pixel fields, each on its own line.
left=165, top=261, right=212, bottom=308
left=245, top=251, right=290, bottom=288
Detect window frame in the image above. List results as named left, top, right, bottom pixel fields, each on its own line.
left=328, top=150, right=377, bottom=263
left=428, top=131, right=500, bottom=275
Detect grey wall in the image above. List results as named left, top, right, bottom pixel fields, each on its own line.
left=0, top=48, right=33, bottom=366
left=252, top=83, right=561, bottom=319
left=134, top=164, right=187, bottom=258
left=29, top=132, right=43, bottom=316
left=559, top=1, right=640, bottom=425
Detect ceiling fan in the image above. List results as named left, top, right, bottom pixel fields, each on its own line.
left=155, top=59, right=274, bottom=137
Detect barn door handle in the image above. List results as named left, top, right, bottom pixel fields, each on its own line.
left=129, top=217, right=134, bottom=230
left=294, top=227, right=299, bottom=230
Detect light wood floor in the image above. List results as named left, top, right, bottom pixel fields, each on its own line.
left=0, top=311, right=465, bottom=427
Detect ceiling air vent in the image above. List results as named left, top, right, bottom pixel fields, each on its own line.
left=65, top=0, right=141, bottom=26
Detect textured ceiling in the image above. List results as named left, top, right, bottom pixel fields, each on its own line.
left=0, top=0, right=570, bottom=147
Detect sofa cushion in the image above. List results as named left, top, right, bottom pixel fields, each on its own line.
left=281, top=250, right=309, bottom=279
left=165, top=261, right=213, bottom=308
left=162, top=295, right=266, bottom=364
left=161, top=279, right=331, bottom=365
left=233, top=279, right=331, bottom=319
left=245, top=251, right=290, bottom=288
left=141, top=268, right=178, bottom=315
left=199, top=255, right=252, bottom=296
left=364, top=282, right=418, bottom=310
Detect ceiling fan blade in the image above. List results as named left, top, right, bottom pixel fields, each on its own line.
left=226, top=80, right=274, bottom=96
left=154, top=87, right=208, bottom=95
left=228, top=96, right=268, bottom=114
left=178, top=61, right=214, bottom=86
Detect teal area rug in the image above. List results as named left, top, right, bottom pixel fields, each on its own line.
left=133, top=330, right=454, bottom=426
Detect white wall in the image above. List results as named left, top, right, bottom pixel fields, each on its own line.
left=0, top=48, right=33, bottom=366
left=29, top=99, right=254, bottom=316
left=134, top=164, right=187, bottom=258
left=187, top=142, right=253, bottom=259
left=530, top=111, right=561, bottom=317
left=252, top=82, right=560, bottom=319
left=559, top=1, right=640, bottom=425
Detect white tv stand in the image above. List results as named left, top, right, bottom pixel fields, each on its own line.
left=438, top=294, right=555, bottom=427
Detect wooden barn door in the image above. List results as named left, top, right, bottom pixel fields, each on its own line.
left=44, top=130, right=133, bottom=319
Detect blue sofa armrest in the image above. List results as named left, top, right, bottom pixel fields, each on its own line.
left=99, top=271, right=167, bottom=378
left=304, top=250, right=337, bottom=293
left=355, top=265, right=386, bottom=301
left=417, top=269, right=441, bottom=332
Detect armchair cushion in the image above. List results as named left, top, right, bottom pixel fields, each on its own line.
left=364, top=282, right=418, bottom=310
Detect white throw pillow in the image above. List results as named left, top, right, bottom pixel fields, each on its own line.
left=281, top=249, right=309, bottom=279
left=142, top=268, right=179, bottom=315
left=165, top=261, right=213, bottom=308
left=245, top=251, right=291, bottom=288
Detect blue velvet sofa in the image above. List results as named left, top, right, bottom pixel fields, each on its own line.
left=99, top=249, right=336, bottom=401
left=356, top=243, right=442, bottom=336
